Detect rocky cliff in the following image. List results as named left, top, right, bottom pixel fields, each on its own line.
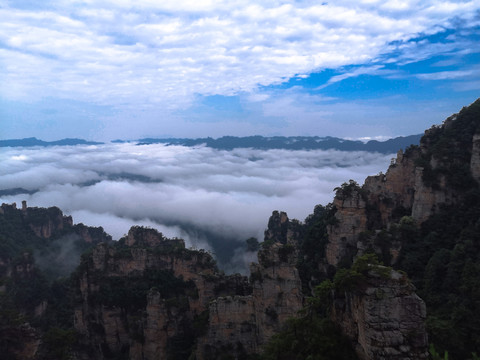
left=73, top=224, right=303, bottom=359
left=3, top=99, right=479, bottom=359
left=0, top=202, right=112, bottom=360
left=197, top=214, right=304, bottom=359
left=331, top=267, right=428, bottom=360
left=72, top=206, right=430, bottom=360
left=318, top=99, right=480, bottom=359
left=325, top=100, right=480, bottom=270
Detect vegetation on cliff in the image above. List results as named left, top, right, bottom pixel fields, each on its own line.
left=0, top=204, right=110, bottom=359
left=285, top=99, right=480, bottom=359
left=0, top=99, right=479, bottom=359
left=388, top=100, right=480, bottom=359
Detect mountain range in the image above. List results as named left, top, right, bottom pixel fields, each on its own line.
left=1, top=99, right=479, bottom=359
left=2, top=134, right=423, bottom=154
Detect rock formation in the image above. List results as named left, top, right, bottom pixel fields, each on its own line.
left=0, top=202, right=112, bottom=359
left=326, top=187, right=368, bottom=266
left=73, top=220, right=304, bottom=359
left=471, top=133, right=480, bottom=182
left=331, top=268, right=428, bottom=360
left=5, top=99, right=480, bottom=359
left=197, top=232, right=303, bottom=359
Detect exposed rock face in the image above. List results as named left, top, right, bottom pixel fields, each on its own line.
left=319, top=104, right=480, bottom=358
left=251, top=242, right=304, bottom=342
left=0, top=203, right=113, bottom=360
left=470, top=133, right=480, bottom=183
left=264, top=210, right=289, bottom=243
left=264, top=210, right=303, bottom=246
left=6, top=323, right=41, bottom=360
left=331, top=269, right=428, bottom=360
left=326, top=190, right=368, bottom=266
left=326, top=119, right=480, bottom=269
left=197, top=239, right=303, bottom=359
left=25, top=206, right=68, bottom=239
left=363, top=150, right=417, bottom=227
left=74, top=219, right=303, bottom=360
left=0, top=202, right=108, bottom=244
left=200, top=296, right=257, bottom=359
left=410, top=166, right=453, bottom=223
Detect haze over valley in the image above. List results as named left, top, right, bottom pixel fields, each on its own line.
left=0, top=142, right=396, bottom=272
left=2, top=1, right=480, bottom=358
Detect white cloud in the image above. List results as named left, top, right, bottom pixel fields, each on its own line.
left=0, top=143, right=393, bottom=272
left=1, top=1, right=479, bottom=109
left=417, top=69, right=476, bottom=80
left=316, top=65, right=397, bottom=89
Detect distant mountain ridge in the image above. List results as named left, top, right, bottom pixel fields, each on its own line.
left=134, top=134, right=423, bottom=153
left=0, top=137, right=103, bottom=147
left=2, top=135, right=422, bottom=153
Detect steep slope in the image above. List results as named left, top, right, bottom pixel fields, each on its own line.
left=300, top=98, right=480, bottom=359
left=0, top=202, right=110, bottom=359
left=72, top=224, right=303, bottom=359
left=1, top=99, right=478, bottom=359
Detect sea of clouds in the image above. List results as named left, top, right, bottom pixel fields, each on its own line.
left=0, top=143, right=394, bottom=273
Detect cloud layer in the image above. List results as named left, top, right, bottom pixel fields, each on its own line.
left=1, top=0, right=478, bottom=107
left=0, top=143, right=393, bottom=272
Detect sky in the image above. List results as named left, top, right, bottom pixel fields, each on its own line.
left=0, top=0, right=479, bottom=141
left=0, top=143, right=393, bottom=272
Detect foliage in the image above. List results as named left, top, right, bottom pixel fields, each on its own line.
left=93, top=269, right=193, bottom=310
left=331, top=253, right=391, bottom=294
left=260, top=315, right=357, bottom=360
left=0, top=293, right=25, bottom=360
left=39, top=327, right=77, bottom=360
left=6, top=261, right=50, bottom=315
left=261, top=254, right=391, bottom=360
left=430, top=344, right=449, bottom=360
left=390, top=189, right=480, bottom=359
left=245, top=237, right=259, bottom=252
left=307, top=280, right=333, bottom=317
left=193, top=310, right=210, bottom=337
left=333, top=179, right=366, bottom=200
left=249, top=270, right=263, bottom=283
left=332, top=267, right=364, bottom=293
left=416, top=99, right=480, bottom=190
left=166, top=317, right=196, bottom=360
left=384, top=100, right=480, bottom=359
left=278, top=243, right=295, bottom=262
left=297, top=203, right=337, bottom=293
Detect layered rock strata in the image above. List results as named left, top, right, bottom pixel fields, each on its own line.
left=74, top=225, right=303, bottom=359
left=331, top=269, right=429, bottom=360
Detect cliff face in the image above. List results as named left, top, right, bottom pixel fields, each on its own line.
left=0, top=201, right=110, bottom=246
left=73, top=210, right=427, bottom=360
left=326, top=111, right=480, bottom=269
left=74, top=221, right=303, bottom=360
left=0, top=202, right=112, bottom=360
left=74, top=227, right=220, bottom=359
left=331, top=269, right=428, bottom=360
left=71, top=147, right=445, bottom=360
left=198, top=229, right=303, bottom=359
left=6, top=101, right=479, bottom=359
left=326, top=190, right=368, bottom=266
left=471, top=133, right=480, bottom=182
left=319, top=99, right=480, bottom=359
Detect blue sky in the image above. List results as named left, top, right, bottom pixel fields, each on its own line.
left=0, top=0, right=479, bottom=141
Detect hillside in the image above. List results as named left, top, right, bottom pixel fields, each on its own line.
left=136, top=134, right=422, bottom=153
left=0, top=134, right=422, bottom=154
left=0, top=138, right=103, bottom=147
left=0, top=99, right=479, bottom=359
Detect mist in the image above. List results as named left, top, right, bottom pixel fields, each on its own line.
left=0, top=143, right=393, bottom=273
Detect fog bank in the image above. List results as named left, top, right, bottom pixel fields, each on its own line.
left=0, top=143, right=393, bottom=272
